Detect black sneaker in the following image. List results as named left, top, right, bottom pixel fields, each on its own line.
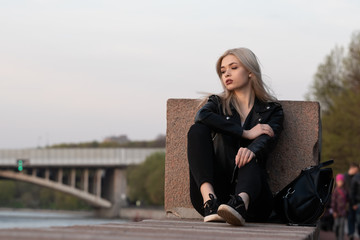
left=217, top=195, right=246, bottom=226
left=203, top=194, right=225, bottom=222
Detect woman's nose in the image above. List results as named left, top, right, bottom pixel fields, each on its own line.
left=225, top=69, right=231, bottom=77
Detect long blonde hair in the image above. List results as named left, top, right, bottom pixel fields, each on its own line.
left=215, top=48, right=276, bottom=115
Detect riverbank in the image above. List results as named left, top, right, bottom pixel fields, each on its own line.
left=0, top=207, right=166, bottom=229
left=0, top=208, right=124, bottom=229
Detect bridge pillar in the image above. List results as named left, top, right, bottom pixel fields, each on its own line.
left=81, top=168, right=89, bottom=192
left=70, top=169, right=76, bottom=188
left=57, top=168, right=63, bottom=183
left=93, top=169, right=102, bottom=197
left=95, top=168, right=127, bottom=218
left=45, top=168, right=50, bottom=180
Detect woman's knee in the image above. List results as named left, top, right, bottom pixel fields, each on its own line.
left=188, top=123, right=211, bottom=140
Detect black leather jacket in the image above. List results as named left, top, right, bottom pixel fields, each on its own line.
left=350, top=173, right=360, bottom=206
left=195, top=95, right=284, bottom=170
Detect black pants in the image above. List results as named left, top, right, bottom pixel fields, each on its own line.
left=187, top=123, right=273, bottom=222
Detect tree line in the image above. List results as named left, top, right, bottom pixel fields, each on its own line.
left=306, top=31, right=360, bottom=174
left=48, top=134, right=166, bottom=149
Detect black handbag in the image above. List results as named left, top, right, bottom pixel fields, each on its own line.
left=273, top=160, right=334, bottom=225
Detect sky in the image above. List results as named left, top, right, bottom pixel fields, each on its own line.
left=1, top=0, right=359, bottom=149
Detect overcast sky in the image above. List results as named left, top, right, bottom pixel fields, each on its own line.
left=1, top=0, right=359, bottom=149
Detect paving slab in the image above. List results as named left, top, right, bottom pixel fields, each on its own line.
left=0, top=219, right=319, bottom=240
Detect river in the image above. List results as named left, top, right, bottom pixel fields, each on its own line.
left=0, top=209, right=127, bottom=229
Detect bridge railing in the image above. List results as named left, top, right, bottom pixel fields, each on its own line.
left=0, top=148, right=165, bottom=167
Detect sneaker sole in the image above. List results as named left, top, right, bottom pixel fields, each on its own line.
left=217, top=205, right=245, bottom=226
left=204, top=214, right=225, bottom=223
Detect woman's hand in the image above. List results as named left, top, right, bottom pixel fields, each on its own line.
left=242, top=124, right=274, bottom=140
left=235, top=147, right=255, bottom=168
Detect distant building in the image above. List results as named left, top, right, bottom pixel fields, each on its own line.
left=103, top=135, right=130, bottom=144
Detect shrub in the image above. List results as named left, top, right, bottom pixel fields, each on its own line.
left=127, top=151, right=165, bottom=206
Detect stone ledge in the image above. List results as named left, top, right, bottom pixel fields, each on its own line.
left=165, top=99, right=321, bottom=217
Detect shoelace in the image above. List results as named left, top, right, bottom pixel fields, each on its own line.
left=204, top=193, right=216, bottom=208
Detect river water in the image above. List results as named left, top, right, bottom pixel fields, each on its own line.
left=0, top=209, right=127, bottom=229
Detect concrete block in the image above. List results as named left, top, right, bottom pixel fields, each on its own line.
left=165, top=99, right=320, bottom=218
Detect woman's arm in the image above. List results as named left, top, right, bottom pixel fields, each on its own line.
left=195, top=95, right=244, bottom=138
left=242, top=124, right=274, bottom=139
left=235, top=103, right=283, bottom=168
left=246, top=103, right=284, bottom=161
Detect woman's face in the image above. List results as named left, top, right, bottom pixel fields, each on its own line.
left=220, top=54, right=251, bottom=92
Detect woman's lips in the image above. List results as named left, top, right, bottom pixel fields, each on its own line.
left=225, top=79, right=233, bottom=85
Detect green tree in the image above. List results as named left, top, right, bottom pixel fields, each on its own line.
left=322, top=89, right=360, bottom=173
left=306, top=46, right=344, bottom=112
left=343, top=32, right=360, bottom=89
left=127, top=151, right=165, bottom=206
left=146, top=161, right=165, bottom=204
left=307, top=31, right=360, bottom=173
left=0, top=180, right=91, bottom=210
left=0, top=180, right=16, bottom=204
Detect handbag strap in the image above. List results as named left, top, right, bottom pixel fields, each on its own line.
left=318, top=160, right=334, bottom=168
left=303, top=160, right=334, bottom=172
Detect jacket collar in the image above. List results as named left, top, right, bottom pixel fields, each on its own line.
left=254, top=97, right=274, bottom=113
left=228, top=97, right=275, bottom=116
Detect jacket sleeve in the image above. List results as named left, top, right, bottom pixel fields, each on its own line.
left=195, top=95, right=244, bottom=138
left=247, top=103, right=284, bottom=161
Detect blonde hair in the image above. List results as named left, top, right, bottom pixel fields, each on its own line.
left=215, top=48, right=276, bottom=115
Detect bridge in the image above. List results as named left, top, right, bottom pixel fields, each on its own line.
left=0, top=148, right=165, bottom=217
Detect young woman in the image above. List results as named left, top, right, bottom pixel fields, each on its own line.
left=187, top=48, right=284, bottom=226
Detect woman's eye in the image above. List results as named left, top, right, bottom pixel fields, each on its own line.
left=221, top=71, right=225, bottom=74
left=232, top=67, right=237, bottom=70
